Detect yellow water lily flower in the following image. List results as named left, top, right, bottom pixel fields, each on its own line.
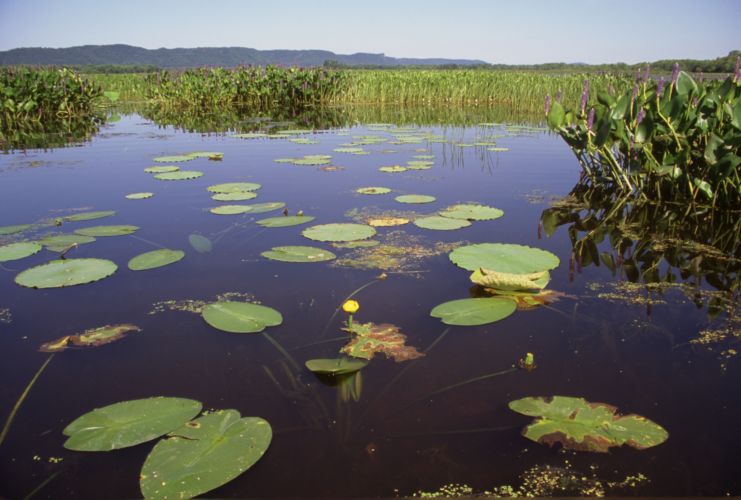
left=342, top=300, right=360, bottom=314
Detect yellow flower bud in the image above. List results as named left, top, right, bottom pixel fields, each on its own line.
left=342, top=300, right=359, bottom=314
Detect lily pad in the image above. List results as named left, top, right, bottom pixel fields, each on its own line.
left=232, top=132, right=268, bottom=139
left=64, top=211, right=116, bottom=222
left=140, top=410, right=271, bottom=499
left=0, top=242, right=42, bottom=262
left=211, top=191, right=257, bottom=201
left=439, top=204, right=504, bottom=221
left=395, top=195, right=436, bottom=204
left=379, top=166, right=407, bottom=173
left=75, top=225, right=139, bottom=237
left=188, top=234, right=212, bottom=253
left=202, top=301, right=283, bottom=333
left=63, top=397, right=203, bottom=451
left=368, top=217, right=409, bottom=227
left=128, top=249, right=185, bottom=271
left=413, top=216, right=471, bottom=231
left=449, top=243, right=560, bottom=273
left=153, top=171, right=203, bottom=181
left=470, top=268, right=550, bottom=291
left=40, top=324, right=141, bottom=352
left=508, top=396, right=669, bottom=453
left=302, top=223, right=376, bottom=242
left=406, top=160, right=434, bottom=167
left=15, top=258, right=117, bottom=288
left=39, top=233, right=96, bottom=252
left=188, top=151, right=223, bottom=158
left=0, top=224, right=31, bottom=235
left=207, top=182, right=261, bottom=193
left=341, top=322, right=424, bottom=362
left=305, top=358, right=368, bottom=375
left=144, top=166, right=180, bottom=173
left=153, top=155, right=195, bottom=163
left=356, top=187, right=391, bottom=195
left=256, top=216, right=315, bottom=228
left=209, top=205, right=253, bottom=215
left=238, top=202, right=286, bottom=214
left=125, top=192, right=154, bottom=200
left=430, top=297, right=517, bottom=326
left=261, top=245, right=336, bottom=262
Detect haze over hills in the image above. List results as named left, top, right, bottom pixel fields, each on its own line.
left=0, top=44, right=487, bottom=67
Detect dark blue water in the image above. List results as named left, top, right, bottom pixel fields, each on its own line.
left=0, top=113, right=738, bottom=498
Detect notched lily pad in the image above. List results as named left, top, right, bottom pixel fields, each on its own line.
left=414, top=216, right=471, bottom=231
left=0, top=242, right=42, bottom=262
left=449, top=243, right=560, bottom=273
left=207, top=182, right=261, bottom=193
left=128, top=249, right=185, bottom=271
left=209, top=205, right=253, bottom=215
left=144, top=166, right=179, bottom=173
left=395, top=195, right=436, bottom=204
left=430, top=297, right=517, bottom=326
left=16, top=258, right=117, bottom=288
left=40, top=324, right=141, bottom=352
left=261, top=245, right=336, bottom=262
left=153, top=171, right=203, bottom=181
left=440, top=204, right=504, bottom=221
left=211, top=191, right=257, bottom=201
left=508, top=396, right=669, bottom=453
left=202, top=301, right=283, bottom=333
left=75, top=225, right=139, bottom=237
left=302, top=223, right=376, bottom=242
left=341, top=322, right=424, bottom=362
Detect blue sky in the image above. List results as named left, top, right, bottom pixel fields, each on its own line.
left=0, top=0, right=738, bottom=64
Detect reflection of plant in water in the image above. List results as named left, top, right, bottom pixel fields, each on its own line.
left=0, top=308, right=10, bottom=324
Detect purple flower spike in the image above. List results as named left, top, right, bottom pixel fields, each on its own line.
left=544, top=94, right=552, bottom=115
left=657, top=77, right=665, bottom=97
left=587, top=108, right=595, bottom=131
left=631, top=83, right=639, bottom=107
left=671, top=63, right=680, bottom=86
left=636, top=109, right=646, bottom=125
left=580, top=79, right=590, bottom=115
left=555, top=90, right=562, bottom=103
left=643, top=64, right=651, bottom=82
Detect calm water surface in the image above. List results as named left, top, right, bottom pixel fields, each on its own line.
left=0, top=112, right=739, bottom=498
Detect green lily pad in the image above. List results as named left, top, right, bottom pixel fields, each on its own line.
left=379, top=166, right=407, bottom=173
left=334, top=147, right=367, bottom=154
left=207, top=182, right=261, bottom=193
left=256, top=216, right=315, bottom=228
left=188, top=234, right=212, bottom=253
left=201, top=301, right=283, bottom=333
left=341, top=322, right=424, bottom=362
left=40, top=324, right=141, bottom=352
left=261, top=245, right=336, bottom=262
left=305, top=358, right=368, bottom=375
left=153, top=171, right=203, bottom=181
left=508, top=396, right=669, bottom=453
left=405, top=164, right=433, bottom=170
left=413, top=155, right=435, bottom=159
left=211, top=191, right=258, bottom=201
left=140, top=410, right=271, bottom=499
left=0, top=242, right=42, bottom=262
left=144, top=165, right=180, bottom=173
left=188, top=151, right=223, bottom=158
left=439, top=204, right=504, bottom=221
left=406, top=160, right=434, bottom=167
left=153, top=155, right=195, bottom=163
left=15, top=258, right=118, bottom=288
left=395, top=195, right=436, bottom=204
left=237, top=202, right=286, bottom=214
left=289, top=138, right=319, bottom=144
left=64, top=211, right=116, bottom=222
left=128, top=249, right=185, bottom=271
left=302, top=223, right=376, bottom=242
left=471, top=268, right=550, bottom=291
left=430, top=297, right=517, bottom=326
left=63, top=397, right=202, bottom=451
left=449, top=243, right=560, bottom=273
left=413, top=216, right=471, bottom=230
left=39, top=233, right=96, bottom=251
left=0, top=224, right=31, bottom=235
left=75, top=225, right=139, bottom=237
left=209, top=205, right=253, bottom=215
left=356, top=187, right=391, bottom=195
left=125, top=192, right=154, bottom=200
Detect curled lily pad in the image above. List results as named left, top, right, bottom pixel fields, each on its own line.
left=302, top=223, right=376, bottom=242
left=414, top=216, right=471, bottom=230
left=430, top=297, right=517, bottom=326
left=63, top=211, right=116, bottom=222
left=508, top=396, right=669, bottom=453
left=449, top=243, right=560, bottom=273
left=40, top=324, right=141, bottom=352
left=379, top=166, right=407, bottom=173
left=153, top=155, right=195, bottom=163
left=75, top=225, right=139, bottom=237
left=356, top=187, right=391, bottom=195
left=140, top=410, right=272, bottom=499
left=63, top=397, right=202, bottom=451
left=305, top=358, right=368, bottom=375
left=471, top=268, right=550, bottom=291
left=439, top=204, right=504, bottom=221
left=128, top=249, right=185, bottom=271
left=210, top=205, right=253, bottom=215
left=211, top=191, right=257, bottom=201
left=16, top=258, right=117, bottom=288
left=207, top=182, right=261, bottom=193
left=341, top=322, right=424, bottom=362
left=0, top=224, right=31, bottom=235
left=0, top=242, right=42, bottom=262
left=395, top=195, right=436, bottom=204
left=261, top=245, right=336, bottom=262
left=126, top=192, right=154, bottom=200
left=154, top=171, right=203, bottom=181
left=144, top=166, right=179, bottom=173
left=257, top=215, right=315, bottom=228
left=202, top=301, right=282, bottom=333
left=188, top=234, right=212, bottom=253
left=39, top=234, right=96, bottom=252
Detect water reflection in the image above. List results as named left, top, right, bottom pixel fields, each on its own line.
left=0, top=114, right=104, bottom=151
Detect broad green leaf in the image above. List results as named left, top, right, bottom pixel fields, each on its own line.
left=40, top=324, right=141, bottom=352
left=63, top=397, right=202, bottom=451
left=439, top=204, right=504, bottom=221
left=207, top=182, right=261, bottom=193
left=675, top=71, right=697, bottom=96
left=256, top=216, right=315, bottom=228
left=63, top=211, right=116, bottom=222
left=75, top=225, right=139, bottom=237
left=449, top=243, right=560, bottom=273
left=0, top=242, right=42, bottom=262
left=153, top=171, right=203, bottom=181
left=140, top=410, right=271, bottom=499
left=305, top=358, right=368, bottom=375
left=430, top=297, right=517, bottom=326
left=395, top=195, right=436, bottom=204
left=547, top=101, right=565, bottom=129
left=693, top=178, right=713, bottom=199
left=508, top=396, right=669, bottom=453
left=201, top=301, right=282, bottom=333
left=261, top=245, right=335, bottom=262
left=413, top=216, right=471, bottom=230
left=341, top=322, right=424, bottom=362
left=302, top=223, right=376, bottom=242
left=128, top=249, right=185, bottom=271
left=470, top=268, right=550, bottom=291
left=15, top=258, right=117, bottom=288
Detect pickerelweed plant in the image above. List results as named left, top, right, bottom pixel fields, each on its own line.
left=545, top=60, right=741, bottom=207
